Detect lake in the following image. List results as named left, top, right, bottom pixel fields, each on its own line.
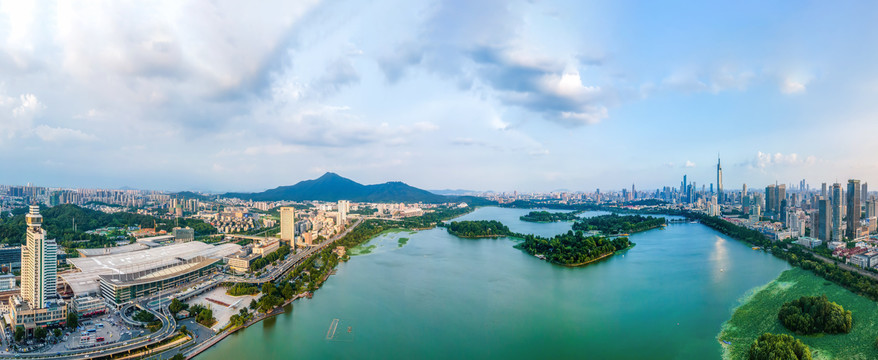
left=198, top=206, right=789, bottom=359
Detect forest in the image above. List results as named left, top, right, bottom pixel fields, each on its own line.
left=516, top=230, right=632, bottom=266
left=572, top=214, right=665, bottom=234
left=519, top=211, right=579, bottom=223
left=778, top=295, right=852, bottom=335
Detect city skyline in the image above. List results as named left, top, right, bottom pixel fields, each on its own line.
left=2, top=2, right=878, bottom=193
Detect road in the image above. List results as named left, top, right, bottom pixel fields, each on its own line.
left=228, top=218, right=363, bottom=284
left=800, top=247, right=878, bottom=281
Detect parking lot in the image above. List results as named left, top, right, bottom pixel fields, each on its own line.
left=40, top=312, right=149, bottom=354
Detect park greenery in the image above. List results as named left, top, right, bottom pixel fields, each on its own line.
left=189, top=304, right=216, bottom=327
left=748, top=333, right=812, bottom=360
left=66, top=312, right=78, bottom=329
left=226, top=283, right=259, bottom=296
left=519, top=211, right=579, bottom=222
left=444, top=220, right=514, bottom=238
left=517, top=230, right=633, bottom=266
left=571, top=213, right=665, bottom=234
left=719, top=268, right=878, bottom=359
left=134, top=310, right=156, bottom=323
left=778, top=295, right=852, bottom=335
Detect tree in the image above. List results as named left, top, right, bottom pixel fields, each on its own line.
left=262, top=282, right=276, bottom=296
left=14, top=327, right=24, bottom=342
left=169, top=298, right=188, bottom=314
left=249, top=299, right=258, bottom=310
left=778, top=295, right=852, bottom=334
left=179, top=325, right=188, bottom=336
left=53, top=328, right=62, bottom=338
left=748, top=333, right=811, bottom=360
left=34, top=327, right=47, bottom=341
left=171, top=354, right=186, bottom=360
left=282, top=282, right=295, bottom=300
left=67, top=312, right=79, bottom=329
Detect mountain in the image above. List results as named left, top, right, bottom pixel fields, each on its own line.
left=224, top=173, right=462, bottom=203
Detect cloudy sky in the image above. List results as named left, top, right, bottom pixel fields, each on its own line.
left=1, top=1, right=877, bottom=193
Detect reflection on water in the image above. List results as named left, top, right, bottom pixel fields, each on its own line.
left=711, top=236, right=729, bottom=282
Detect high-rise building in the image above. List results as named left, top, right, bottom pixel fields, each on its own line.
left=716, top=155, right=723, bottom=203
left=863, top=182, right=869, bottom=203
left=866, top=197, right=877, bottom=220
left=847, top=179, right=862, bottom=239
left=821, top=183, right=827, bottom=198
left=279, top=207, right=296, bottom=243
left=337, top=200, right=350, bottom=225
left=831, top=183, right=843, bottom=241
left=21, top=205, right=58, bottom=309
left=817, top=198, right=832, bottom=241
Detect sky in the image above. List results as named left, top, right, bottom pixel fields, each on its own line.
left=1, top=0, right=878, bottom=193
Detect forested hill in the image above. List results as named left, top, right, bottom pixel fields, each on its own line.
left=224, top=172, right=494, bottom=205
left=0, top=204, right=215, bottom=245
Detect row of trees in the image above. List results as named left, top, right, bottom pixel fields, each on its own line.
left=519, top=211, right=579, bottom=223
left=516, top=230, right=633, bottom=265
left=226, top=283, right=259, bottom=296
left=571, top=214, right=666, bottom=234
left=778, top=295, right=852, bottom=335
left=249, top=245, right=291, bottom=272
left=445, top=220, right=513, bottom=238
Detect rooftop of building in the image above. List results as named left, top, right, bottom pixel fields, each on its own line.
left=99, top=257, right=219, bottom=287
left=77, top=243, right=150, bottom=257
left=61, top=241, right=240, bottom=296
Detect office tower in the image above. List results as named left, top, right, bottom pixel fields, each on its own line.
left=847, top=179, right=861, bottom=239
left=742, top=195, right=751, bottom=214
left=866, top=197, right=877, bottom=219
left=682, top=175, right=687, bottom=202
left=780, top=199, right=788, bottom=223
left=279, top=207, right=296, bottom=242
left=817, top=198, right=832, bottom=241
left=831, top=183, right=843, bottom=241
left=716, top=156, right=723, bottom=203
left=632, top=184, right=636, bottom=200
left=21, top=205, right=57, bottom=309
left=742, top=184, right=747, bottom=197
left=863, top=183, right=869, bottom=203
left=821, top=183, right=827, bottom=198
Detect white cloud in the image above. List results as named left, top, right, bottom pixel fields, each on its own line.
left=684, top=160, right=696, bottom=168
left=752, top=151, right=816, bottom=169
left=33, top=125, right=97, bottom=142
left=780, top=79, right=807, bottom=94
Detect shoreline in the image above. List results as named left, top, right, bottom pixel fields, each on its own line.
left=553, top=243, right=636, bottom=267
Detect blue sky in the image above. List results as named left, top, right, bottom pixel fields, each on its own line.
left=0, top=0, right=876, bottom=193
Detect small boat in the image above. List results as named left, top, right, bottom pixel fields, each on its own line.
left=720, top=268, right=724, bottom=272
left=722, top=340, right=731, bottom=345
left=347, top=326, right=352, bottom=333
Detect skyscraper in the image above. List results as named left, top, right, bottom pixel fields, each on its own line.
left=821, top=183, right=827, bottom=198
left=817, top=198, right=832, bottom=242
left=279, top=207, right=296, bottom=243
left=862, top=182, right=869, bottom=203
left=831, top=183, right=843, bottom=241
left=21, top=205, right=58, bottom=309
left=337, top=200, right=350, bottom=225
left=716, top=155, right=723, bottom=203
left=847, top=179, right=861, bottom=239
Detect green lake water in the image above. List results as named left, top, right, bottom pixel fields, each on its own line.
left=198, top=206, right=789, bottom=359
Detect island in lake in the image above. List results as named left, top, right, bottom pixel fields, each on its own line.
left=444, top=220, right=514, bottom=238
left=516, top=231, right=633, bottom=266
left=572, top=214, right=665, bottom=234
left=519, top=210, right=579, bottom=223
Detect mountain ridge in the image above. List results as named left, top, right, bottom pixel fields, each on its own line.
left=223, top=172, right=476, bottom=204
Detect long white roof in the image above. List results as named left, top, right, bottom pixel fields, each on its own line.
left=61, top=241, right=240, bottom=296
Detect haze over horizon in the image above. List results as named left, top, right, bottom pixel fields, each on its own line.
left=2, top=1, right=878, bottom=192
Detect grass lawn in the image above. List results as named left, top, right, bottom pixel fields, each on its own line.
left=719, top=267, right=878, bottom=360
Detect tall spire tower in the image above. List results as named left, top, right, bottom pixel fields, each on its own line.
left=716, top=154, right=723, bottom=203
